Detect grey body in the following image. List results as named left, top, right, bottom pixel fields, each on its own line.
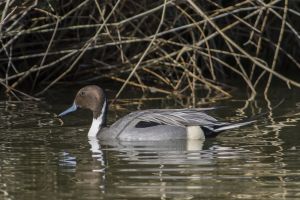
left=100, top=125, right=186, bottom=141
left=98, top=108, right=231, bottom=141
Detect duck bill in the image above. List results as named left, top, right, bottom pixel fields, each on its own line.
left=58, top=103, right=77, bottom=117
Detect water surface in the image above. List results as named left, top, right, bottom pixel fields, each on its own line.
left=1, top=87, right=300, bottom=199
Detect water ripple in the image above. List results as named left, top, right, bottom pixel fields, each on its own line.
left=1, top=99, right=300, bottom=199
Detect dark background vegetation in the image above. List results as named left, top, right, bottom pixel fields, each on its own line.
left=0, top=0, right=299, bottom=101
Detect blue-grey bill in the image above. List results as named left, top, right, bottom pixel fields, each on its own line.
left=58, top=103, right=77, bottom=117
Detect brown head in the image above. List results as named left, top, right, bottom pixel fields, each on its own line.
left=59, top=85, right=107, bottom=120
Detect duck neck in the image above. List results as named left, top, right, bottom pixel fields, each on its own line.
left=88, top=98, right=108, bottom=137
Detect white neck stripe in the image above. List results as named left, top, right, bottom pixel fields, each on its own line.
left=88, top=100, right=107, bottom=137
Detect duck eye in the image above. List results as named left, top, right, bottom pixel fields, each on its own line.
left=80, top=91, right=86, bottom=96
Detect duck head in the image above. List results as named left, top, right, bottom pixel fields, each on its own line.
left=59, top=85, right=107, bottom=137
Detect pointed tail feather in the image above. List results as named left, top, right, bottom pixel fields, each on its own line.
left=214, top=120, right=256, bottom=132
left=213, top=98, right=284, bottom=133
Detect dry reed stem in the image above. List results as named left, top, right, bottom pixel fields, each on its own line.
left=0, top=0, right=299, bottom=101
left=112, top=0, right=168, bottom=103
left=36, top=0, right=122, bottom=96
left=264, top=0, right=288, bottom=94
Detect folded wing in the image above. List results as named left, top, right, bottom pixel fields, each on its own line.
left=135, top=108, right=227, bottom=127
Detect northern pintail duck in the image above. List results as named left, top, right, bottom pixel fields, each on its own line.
left=58, top=85, right=254, bottom=141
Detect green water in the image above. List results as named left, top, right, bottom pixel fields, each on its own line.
left=1, top=86, right=300, bottom=199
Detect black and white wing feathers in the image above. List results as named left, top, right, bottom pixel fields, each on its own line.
left=135, top=108, right=227, bottom=127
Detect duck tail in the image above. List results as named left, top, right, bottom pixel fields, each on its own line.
left=214, top=120, right=256, bottom=132
left=203, top=119, right=256, bottom=138
left=214, top=98, right=285, bottom=133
